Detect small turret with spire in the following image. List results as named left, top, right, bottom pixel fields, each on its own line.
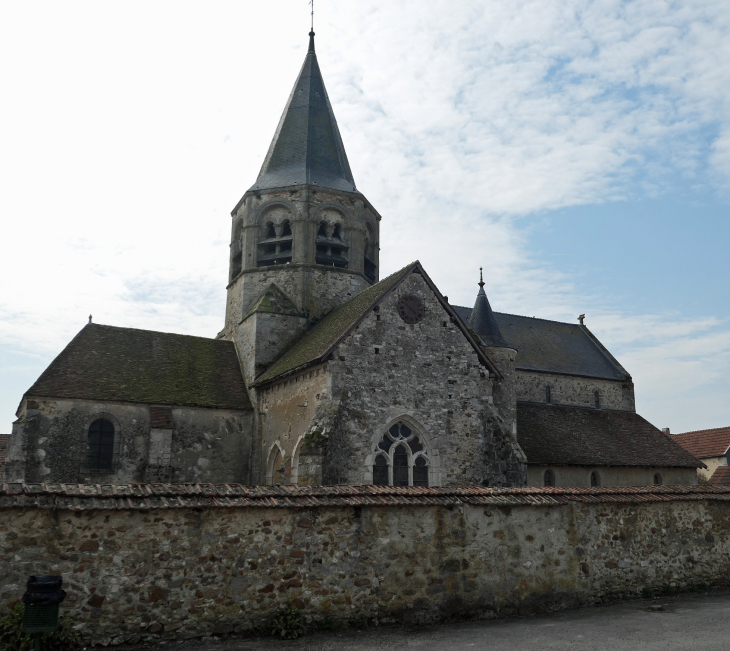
left=469, top=268, right=509, bottom=348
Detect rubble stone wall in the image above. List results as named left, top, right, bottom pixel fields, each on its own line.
left=515, top=372, right=633, bottom=411
left=4, top=400, right=252, bottom=485
left=322, top=272, right=526, bottom=487
left=1, top=487, right=729, bottom=646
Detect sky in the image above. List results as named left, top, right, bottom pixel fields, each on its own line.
left=1, top=0, right=729, bottom=434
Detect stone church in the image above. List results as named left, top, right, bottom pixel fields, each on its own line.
left=4, top=32, right=700, bottom=488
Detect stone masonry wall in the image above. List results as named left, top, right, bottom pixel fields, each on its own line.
left=527, top=465, right=698, bottom=488
left=5, top=399, right=252, bottom=485
left=321, top=272, right=525, bottom=487
left=1, top=484, right=729, bottom=646
left=515, top=372, right=633, bottom=411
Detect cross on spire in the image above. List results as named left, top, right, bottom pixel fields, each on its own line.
left=478, top=267, right=485, bottom=289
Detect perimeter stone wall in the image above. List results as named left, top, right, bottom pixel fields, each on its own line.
left=1, top=486, right=729, bottom=646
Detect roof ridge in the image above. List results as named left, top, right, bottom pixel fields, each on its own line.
left=84, top=323, right=230, bottom=344
left=254, top=262, right=419, bottom=384
left=674, top=426, right=730, bottom=436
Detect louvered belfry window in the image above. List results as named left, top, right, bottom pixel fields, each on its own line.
left=372, top=422, right=430, bottom=487
left=87, top=418, right=115, bottom=471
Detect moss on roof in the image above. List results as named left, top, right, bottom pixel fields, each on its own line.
left=244, top=284, right=302, bottom=321
left=256, top=262, right=417, bottom=384
left=24, top=324, right=252, bottom=410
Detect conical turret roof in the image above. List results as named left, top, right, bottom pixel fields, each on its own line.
left=249, top=32, right=356, bottom=193
left=469, top=269, right=511, bottom=348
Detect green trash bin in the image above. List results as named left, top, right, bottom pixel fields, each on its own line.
left=21, top=576, right=65, bottom=651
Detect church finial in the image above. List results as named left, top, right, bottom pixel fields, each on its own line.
left=88, top=314, right=92, bottom=324
left=308, top=0, right=315, bottom=52
left=478, top=267, right=485, bottom=289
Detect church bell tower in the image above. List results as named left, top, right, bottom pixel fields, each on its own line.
left=221, top=31, right=381, bottom=340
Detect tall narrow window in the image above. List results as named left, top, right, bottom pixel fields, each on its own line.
left=594, top=390, right=600, bottom=409
left=545, top=385, right=552, bottom=404
left=544, top=469, right=555, bottom=487
left=231, top=220, right=243, bottom=279
left=653, top=473, right=662, bottom=485
left=281, top=220, right=292, bottom=236
left=265, top=222, right=276, bottom=239
left=87, top=419, right=114, bottom=471
left=590, top=471, right=600, bottom=487
left=373, top=455, right=388, bottom=485
left=371, top=422, right=430, bottom=487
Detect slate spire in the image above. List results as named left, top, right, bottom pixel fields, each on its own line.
left=469, top=268, right=510, bottom=348
left=249, top=31, right=357, bottom=193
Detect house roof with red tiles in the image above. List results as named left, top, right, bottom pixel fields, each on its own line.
left=672, top=426, right=730, bottom=459
left=1, top=482, right=729, bottom=511
left=708, top=465, right=730, bottom=486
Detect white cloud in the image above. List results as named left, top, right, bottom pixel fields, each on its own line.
left=1, top=0, right=729, bottom=432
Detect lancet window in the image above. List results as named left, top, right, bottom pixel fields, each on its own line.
left=231, top=220, right=243, bottom=279
left=372, top=422, right=430, bottom=487
left=315, top=221, right=348, bottom=269
left=257, top=219, right=293, bottom=267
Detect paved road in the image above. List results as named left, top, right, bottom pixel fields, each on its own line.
left=158, top=591, right=730, bottom=651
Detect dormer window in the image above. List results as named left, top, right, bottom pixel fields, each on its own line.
left=315, top=220, right=348, bottom=269
left=257, top=219, right=293, bottom=267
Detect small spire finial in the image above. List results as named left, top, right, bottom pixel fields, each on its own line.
left=478, top=267, right=485, bottom=289
left=88, top=314, right=92, bottom=324
left=308, top=0, right=315, bottom=52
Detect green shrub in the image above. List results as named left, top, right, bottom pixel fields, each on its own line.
left=641, top=587, right=654, bottom=598
left=0, top=604, right=82, bottom=651
left=262, top=606, right=306, bottom=640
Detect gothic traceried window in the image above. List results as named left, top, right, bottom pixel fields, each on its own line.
left=372, top=422, right=430, bottom=487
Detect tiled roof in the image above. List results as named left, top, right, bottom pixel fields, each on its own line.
left=453, top=308, right=628, bottom=381
left=1, top=482, right=728, bottom=511
left=23, top=324, right=252, bottom=411
left=517, top=403, right=703, bottom=468
left=255, top=262, right=502, bottom=384
left=0, top=435, right=9, bottom=468
left=708, top=465, right=730, bottom=486
left=672, top=427, right=730, bottom=459
left=248, top=33, right=357, bottom=194
left=255, top=263, right=416, bottom=383
left=244, top=284, right=302, bottom=321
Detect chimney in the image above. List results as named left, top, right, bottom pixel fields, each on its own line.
left=661, top=427, right=670, bottom=436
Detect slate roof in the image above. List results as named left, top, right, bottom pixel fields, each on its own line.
left=468, top=272, right=510, bottom=348
left=517, top=403, right=702, bottom=468
left=248, top=32, right=357, bottom=194
left=255, top=262, right=502, bottom=385
left=22, top=324, right=252, bottom=411
left=672, top=427, right=730, bottom=459
left=1, top=482, right=729, bottom=511
left=453, top=307, right=629, bottom=381
left=708, top=465, right=730, bottom=486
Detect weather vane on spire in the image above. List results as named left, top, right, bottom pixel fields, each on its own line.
left=479, top=267, right=485, bottom=288
left=310, top=0, right=314, bottom=32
